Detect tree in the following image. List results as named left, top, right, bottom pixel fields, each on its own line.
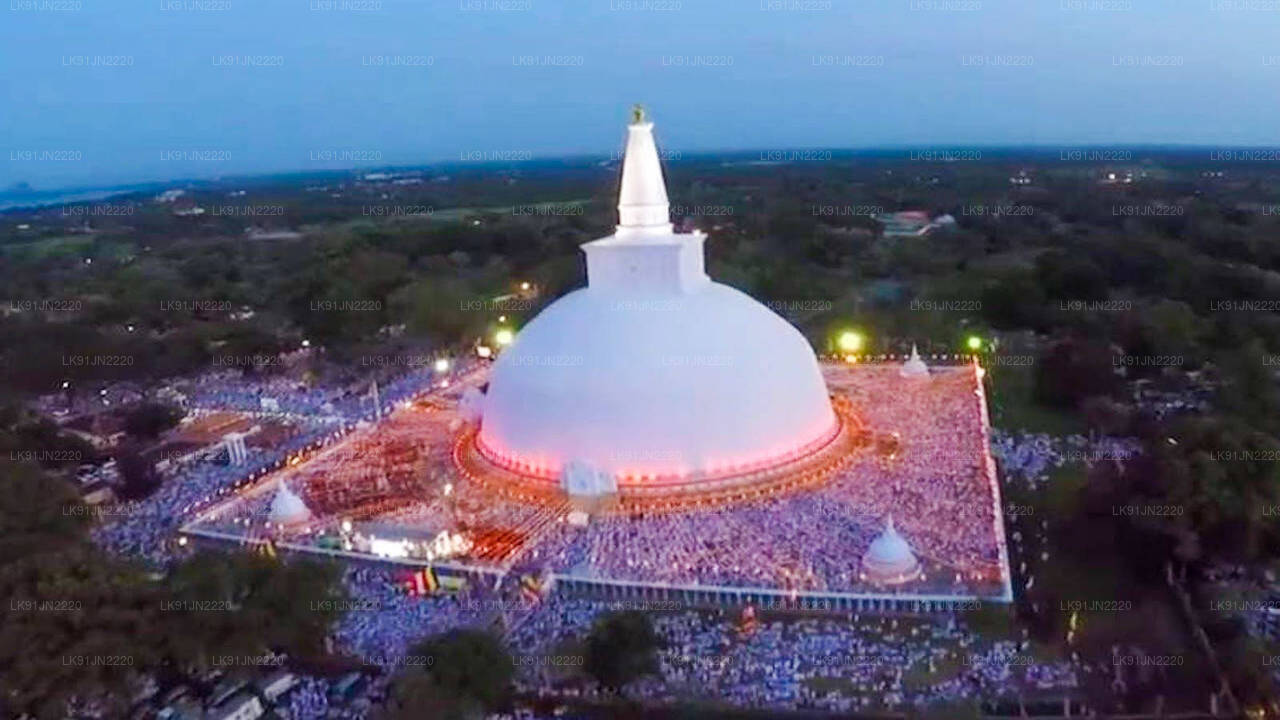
left=1035, top=335, right=1122, bottom=410
left=164, top=549, right=348, bottom=667
left=0, top=461, right=171, bottom=719
left=380, top=629, right=513, bottom=720
left=980, top=269, right=1047, bottom=331
left=114, top=446, right=162, bottom=501
left=1035, top=249, right=1109, bottom=301
left=123, top=402, right=183, bottom=440
left=0, top=460, right=90, bottom=563
left=583, top=611, right=661, bottom=694
left=1080, top=395, right=1131, bottom=436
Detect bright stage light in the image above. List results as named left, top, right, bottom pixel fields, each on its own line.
left=434, top=358, right=451, bottom=373
left=520, top=282, right=531, bottom=291
left=495, top=328, right=514, bottom=346
left=837, top=331, right=863, bottom=352
left=966, top=335, right=982, bottom=351
left=476, top=345, right=493, bottom=359
left=370, top=537, right=409, bottom=559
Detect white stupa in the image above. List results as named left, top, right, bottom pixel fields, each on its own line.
left=268, top=479, right=312, bottom=525
left=861, top=516, right=922, bottom=585
left=900, top=344, right=929, bottom=378
left=479, top=106, right=837, bottom=490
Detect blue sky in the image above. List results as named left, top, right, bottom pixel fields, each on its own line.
left=2, top=0, right=1277, bottom=189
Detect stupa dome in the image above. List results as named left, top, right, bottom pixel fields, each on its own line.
left=477, top=108, right=837, bottom=487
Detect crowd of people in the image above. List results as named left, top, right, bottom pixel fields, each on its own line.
left=188, top=364, right=1023, bottom=596
left=505, top=595, right=1083, bottom=712
left=176, top=364, right=443, bottom=423
left=991, top=430, right=1141, bottom=488
left=90, top=360, right=470, bottom=566
left=523, top=366, right=1005, bottom=595
left=334, top=566, right=497, bottom=670
left=71, top=353, right=1153, bottom=718
left=92, top=419, right=339, bottom=564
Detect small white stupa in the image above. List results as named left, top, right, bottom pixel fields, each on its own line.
left=268, top=478, right=312, bottom=525
left=899, top=344, right=929, bottom=378
left=861, top=516, right=922, bottom=585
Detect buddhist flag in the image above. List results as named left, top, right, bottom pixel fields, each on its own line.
left=519, top=574, right=543, bottom=603
left=411, top=568, right=439, bottom=595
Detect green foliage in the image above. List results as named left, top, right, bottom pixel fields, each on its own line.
left=380, top=629, right=513, bottom=720
left=0, top=443, right=349, bottom=717
left=122, top=402, right=183, bottom=440
left=166, top=549, right=349, bottom=663
left=1034, top=334, right=1122, bottom=409
left=584, top=611, right=662, bottom=694
left=0, top=459, right=90, bottom=563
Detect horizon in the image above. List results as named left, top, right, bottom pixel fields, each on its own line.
left=4, top=0, right=1280, bottom=190
left=8, top=140, right=1280, bottom=199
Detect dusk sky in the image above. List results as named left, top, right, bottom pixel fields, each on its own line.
left=3, top=0, right=1278, bottom=189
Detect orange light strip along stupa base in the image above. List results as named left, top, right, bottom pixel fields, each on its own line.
left=453, top=397, right=868, bottom=515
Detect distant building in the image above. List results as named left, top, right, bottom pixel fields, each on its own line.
left=256, top=670, right=298, bottom=703
left=63, top=412, right=128, bottom=449
left=244, top=226, right=303, bottom=240
left=876, top=211, right=952, bottom=238
left=207, top=691, right=264, bottom=720
left=157, top=698, right=203, bottom=720
left=81, top=479, right=116, bottom=505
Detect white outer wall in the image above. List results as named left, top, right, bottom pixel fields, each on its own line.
left=479, top=281, right=836, bottom=479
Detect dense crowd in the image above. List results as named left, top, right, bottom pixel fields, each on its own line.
left=334, top=566, right=496, bottom=670
left=90, top=361, right=467, bottom=565
left=527, top=367, right=1005, bottom=594
left=192, top=365, right=1013, bottom=594
left=177, top=366, right=441, bottom=422
left=93, top=420, right=338, bottom=564
left=506, top=595, right=1081, bottom=712
left=76, top=357, right=1139, bottom=718
left=992, top=430, right=1141, bottom=488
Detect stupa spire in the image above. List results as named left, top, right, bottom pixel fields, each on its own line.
left=900, top=343, right=929, bottom=378
left=617, top=104, right=672, bottom=236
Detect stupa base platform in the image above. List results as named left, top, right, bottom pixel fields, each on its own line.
left=452, top=397, right=868, bottom=515
left=179, top=362, right=1012, bottom=603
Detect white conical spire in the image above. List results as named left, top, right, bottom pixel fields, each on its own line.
left=900, top=343, right=929, bottom=378
left=616, top=104, right=672, bottom=237
left=269, top=478, right=311, bottom=524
